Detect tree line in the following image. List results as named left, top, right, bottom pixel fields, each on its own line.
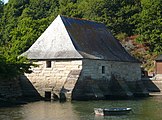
left=0, top=0, right=161, bottom=78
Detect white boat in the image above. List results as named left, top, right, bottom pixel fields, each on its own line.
left=94, top=107, right=132, bottom=116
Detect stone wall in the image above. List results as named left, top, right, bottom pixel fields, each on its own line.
left=21, top=60, right=82, bottom=99
left=142, top=79, right=162, bottom=93
left=81, top=59, right=141, bottom=81
left=154, top=74, right=162, bottom=80
left=20, top=59, right=143, bottom=100
left=0, top=77, right=22, bottom=99
left=71, top=59, right=145, bottom=100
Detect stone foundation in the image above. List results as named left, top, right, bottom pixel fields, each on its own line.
left=0, top=77, right=22, bottom=99
left=71, top=77, right=148, bottom=100
left=142, top=79, right=162, bottom=93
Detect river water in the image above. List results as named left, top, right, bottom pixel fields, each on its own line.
left=0, top=96, right=162, bottom=120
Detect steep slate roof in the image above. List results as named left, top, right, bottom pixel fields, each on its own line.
left=22, top=15, right=139, bottom=62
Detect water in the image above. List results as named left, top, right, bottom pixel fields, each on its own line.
left=0, top=96, right=162, bottom=120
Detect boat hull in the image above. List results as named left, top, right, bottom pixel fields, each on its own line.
left=94, top=108, right=132, bottom=116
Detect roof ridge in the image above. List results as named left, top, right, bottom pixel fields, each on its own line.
left=59, top=15, right=104, bottom=25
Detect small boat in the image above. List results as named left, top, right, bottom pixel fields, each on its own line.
left=94, top=107, right=132, bottom=116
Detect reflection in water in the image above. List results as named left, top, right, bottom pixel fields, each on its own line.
left=0, top=106, right=23, bottom=120
left=0, top=96, right=162, bottom=120
left=21, top=102, right=79, bottom=120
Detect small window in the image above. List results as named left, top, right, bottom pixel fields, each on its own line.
left=102, top=66, right=105, bottom=74
left=46, top=61, right=51, bottom=68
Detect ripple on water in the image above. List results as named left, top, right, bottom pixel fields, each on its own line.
left=0, top=96, right=162, bottom=120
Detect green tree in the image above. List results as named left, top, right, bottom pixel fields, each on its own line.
left=59, top=0, right=82, bottom=17
left=0, top=0, right=4, bottom=45
left=0, top=45, right=33, bottom=79
left=136, top=0, right=162, bottom=53
left=78, top=0, right=141, bottom=36
left=0, top=0, right=33, bottom=79
left=1, top=0, right=162, bottom=77
left=0, top=0, right=3, bottom=17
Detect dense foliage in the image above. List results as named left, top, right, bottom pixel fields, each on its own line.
left=0, top=0, right=161, bottom=77
left=135, top=0, right=162, bottom=53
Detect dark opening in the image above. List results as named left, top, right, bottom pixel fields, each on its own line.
left=46, top=61, right=51, bottom=68
left=102, top=66, right=105, bottom=74
left=45, top=91, right=51, bottom=100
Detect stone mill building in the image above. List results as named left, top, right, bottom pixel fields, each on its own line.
left=20, top=15, right=148, bottom=101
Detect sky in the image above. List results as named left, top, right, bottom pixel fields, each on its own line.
left=3, top=0, right=8, bottom=4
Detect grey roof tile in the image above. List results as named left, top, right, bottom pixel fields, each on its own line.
left=22, top=15, right=139, bottom=63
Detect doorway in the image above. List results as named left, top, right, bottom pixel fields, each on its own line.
left=45, top=91, right=51, bottom=100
